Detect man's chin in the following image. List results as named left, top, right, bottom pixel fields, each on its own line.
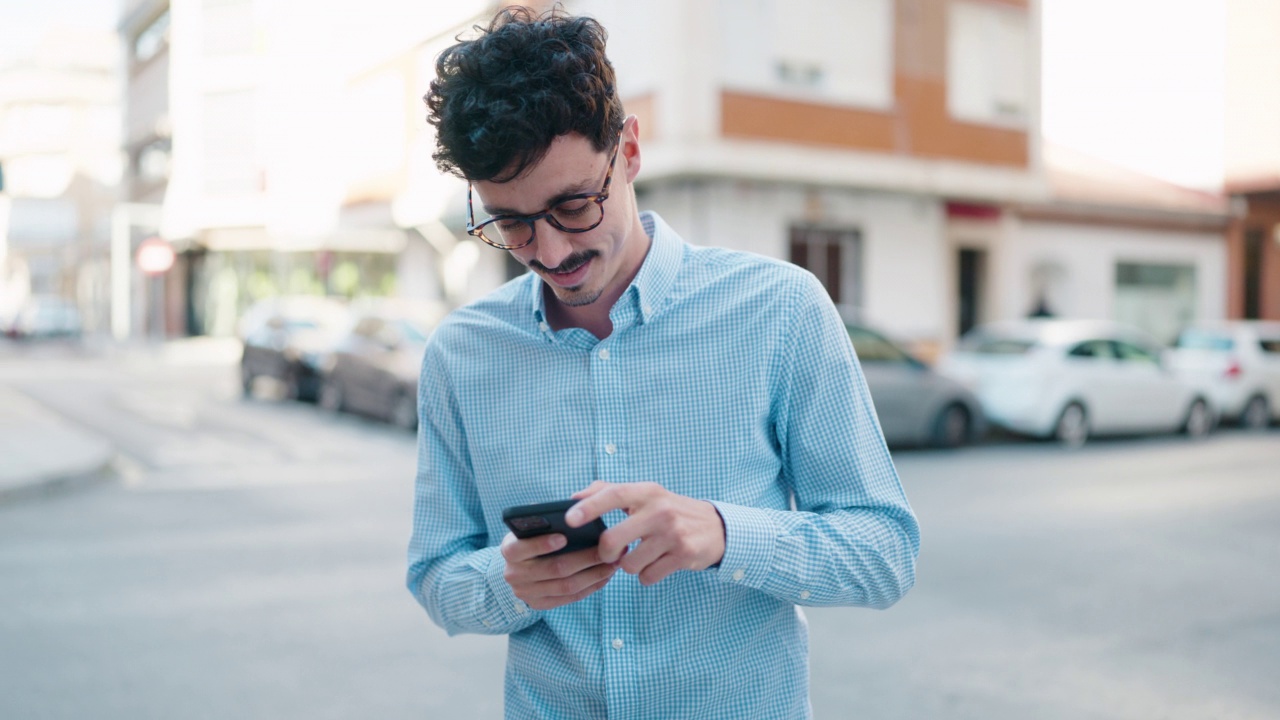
left=550, top=284, right=603, bottom=308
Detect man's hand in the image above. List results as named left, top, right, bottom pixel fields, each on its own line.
left=566, top=481, right=726, bottom=587
left=500, top=532, right=618, bottom=611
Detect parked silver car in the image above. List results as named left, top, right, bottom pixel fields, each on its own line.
left=318, top=299, right=447, bottom=430
left=938, top=319, right=1215, bottom=447
left=847, top=322, right=986, bottom=448
left=238, top=295, right=350, bottom=401
left=1170, top=321, right=1280, bottom=428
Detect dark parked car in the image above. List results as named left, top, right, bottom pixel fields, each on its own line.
left=847, top=321, right=986, bottom=448
left=318, top=299, right=447, bottom=430
left=239, top=296, right=349, bottom=401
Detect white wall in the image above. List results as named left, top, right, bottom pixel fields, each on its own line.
left=1225, top=0, right=1280, bottom=181
left=1017, top=220, right=1226, bottom=332
left=638, top=180, right=948, bottom=342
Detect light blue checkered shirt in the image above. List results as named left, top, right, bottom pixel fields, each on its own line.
left=408, top=212, right=919, bottom=719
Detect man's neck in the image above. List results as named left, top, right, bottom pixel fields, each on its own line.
left=544, top=215, right=652, bottom=340
left=545, top=291, right=615, bottom=340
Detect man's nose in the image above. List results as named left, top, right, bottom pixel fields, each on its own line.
left=530, top=218, right=575, bottom=268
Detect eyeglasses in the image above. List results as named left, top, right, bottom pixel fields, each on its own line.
left=466, top=139, right=620, bottom=250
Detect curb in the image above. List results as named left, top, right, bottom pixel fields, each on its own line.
left=0, top=385, right=118, bottom=505
left=0, top=460, right=118, bottom=505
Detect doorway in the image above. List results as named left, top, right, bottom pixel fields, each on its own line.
left=957, top=248, right=987, bottom=337
left=1244, top=228, right=1263, bottom=320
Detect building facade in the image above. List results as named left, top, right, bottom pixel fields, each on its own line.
left=124, top=0, right=435, bottom=339
left=0, top=28, right=121, bottom=333
left=1224, top=0, right=1280, bottom=321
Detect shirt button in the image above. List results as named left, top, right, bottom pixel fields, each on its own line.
left=611, top=638, right=624, bottom=650
left=598, top=348, right=610, bottom=360
left=732, top=569, right=745, bottom=582
left=643, top=304, right=653, bottom=315
left=538, top=322, right=549, bottom=332
left=799, top=590, right=811, bottom=600
left=605, top=443, right=616, bottom=455
left=514, top=603, right=527, bottom=615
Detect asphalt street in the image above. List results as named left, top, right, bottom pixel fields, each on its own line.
left=1, top=342, right=1277, bottom=719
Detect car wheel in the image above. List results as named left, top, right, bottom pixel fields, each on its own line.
left=1054, top=402, right=1088, bottom=448
left=240, top=366, right=254, bottom=398
left=391, top=392, right=418, bottom=431
left=1241, top=395, right=1270, bottom=430
left=318, top=378, right=344, bottom=412
left=1183, top=399, right=1213, bottom=439
left=932, top=403, right=971, bottom=448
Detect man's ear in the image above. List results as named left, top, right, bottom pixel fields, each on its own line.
left=621, top=115, right=642, bottom=184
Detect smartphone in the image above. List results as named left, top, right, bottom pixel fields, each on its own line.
left=502, top=499, right=606, bottom=556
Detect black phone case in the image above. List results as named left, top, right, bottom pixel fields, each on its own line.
left=502, top=499, right=606, bottom=556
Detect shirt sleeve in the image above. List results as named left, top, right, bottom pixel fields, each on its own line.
left=405, top=338, right=543, bottom=635
left=709, top=272, right=920, bottom=609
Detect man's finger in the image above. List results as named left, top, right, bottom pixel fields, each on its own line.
left=501, top=532, right=567, bottom=563
left=528, top=560, right=617, bottom=598
left=527, top=573, right=614, bottom=611
left=570, top=480, right=610, bottom=501
left=637, top=553, right=688, bottom=587
left=596, top=512, right=659, bottom=564
left=565, top=482, right=651, bottom=527
left=616, top=534, right=667, bottom=576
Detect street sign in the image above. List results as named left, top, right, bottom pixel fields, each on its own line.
left=136, top=236, right=175, bottom=275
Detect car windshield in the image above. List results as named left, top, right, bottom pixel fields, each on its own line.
left=959, top=335, right=1038, bottom=355
left=846, top=325, right=913, bottom=363
left=399, top=319, right=429, bottom=345
left=1175, top=329, right=1234, bottom=351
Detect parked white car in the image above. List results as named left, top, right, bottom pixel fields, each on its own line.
left=937, top=319, right=1215, bottom=447
left=1169, top=321, right=1280, bottom=429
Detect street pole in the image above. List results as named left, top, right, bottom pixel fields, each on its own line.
left=110, top=203, right=162, bottom=342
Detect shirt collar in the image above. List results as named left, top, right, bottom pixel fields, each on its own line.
left=527, top=210, right=683, bottom=326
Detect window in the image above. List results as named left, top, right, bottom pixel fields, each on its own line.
left=133, top=9, right=170, bottom=64
left=846, top=325, right=913, bottom=364
left=960, top=336, right=1037, bottom=355
left=137, top=140, right=171, bottom=181
left=1114, top=262, right=1196, bottom=344
left=1112, top=340, right=1160, bottom=366
left=1175, top=329, right=1233, bottom=351
left=1067, top=340, right=1114, bottom=359
left=789, top=225, right=861, bottom=309
left=948, top=1, right=1030, bottom=127
left=719, top=0, right=894, bottom=108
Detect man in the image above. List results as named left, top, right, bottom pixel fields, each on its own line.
left=407, top=7, right=919, bottom=718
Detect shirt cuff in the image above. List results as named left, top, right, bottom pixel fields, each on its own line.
left=707, top=500, right=778, bottom=590
left=468, top=546, right=538, bottom=628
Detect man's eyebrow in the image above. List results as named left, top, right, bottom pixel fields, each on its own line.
left=482, top=179, right=597, bottom=217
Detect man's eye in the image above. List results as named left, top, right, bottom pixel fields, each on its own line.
left=496, top=218, right=526, bottom=231
left=554, top=199, right=591, bottom=217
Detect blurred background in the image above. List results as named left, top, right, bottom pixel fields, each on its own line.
left=3, top=0, right=1278, bottom=351
left=1, top=1, right=1278, bottom=719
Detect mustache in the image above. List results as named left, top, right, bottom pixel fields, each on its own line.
left=530, top=251, right=598, bottom=274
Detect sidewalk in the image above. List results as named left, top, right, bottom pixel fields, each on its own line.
left=0, top=384, right=116, bottom=502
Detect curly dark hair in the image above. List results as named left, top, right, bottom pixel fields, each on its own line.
left=425, top=6, right=626, bottom=183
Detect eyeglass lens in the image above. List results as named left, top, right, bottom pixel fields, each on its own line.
left=480, top=197, right=603, bottom=248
